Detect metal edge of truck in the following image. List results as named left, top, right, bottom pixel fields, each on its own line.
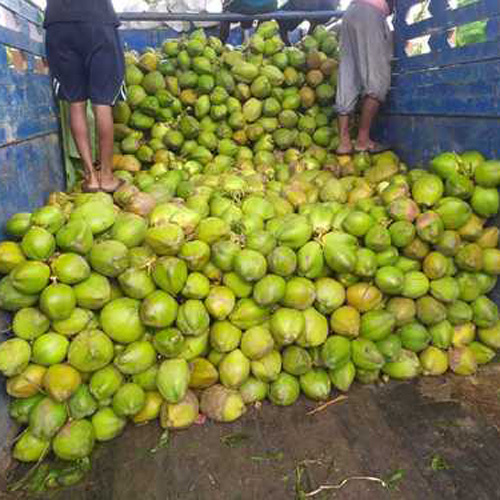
left=0, top=0, right=65, bottom=481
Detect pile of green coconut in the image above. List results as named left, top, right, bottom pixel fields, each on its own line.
left=1, top=22, right=500, bottom=473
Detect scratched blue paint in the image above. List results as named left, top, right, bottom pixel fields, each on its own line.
left=375, top=115, right=500, bottom=166
left=0, top=132, right=64, bottom=474
left=0, top=0, right=45, bottom=56
left=376, top=0, right=500, bottom=165
left=0, top=0, right=61, bottom=474
left=394, top=0, right=500, bottom=72
left=395, top=0, right=500, bottom=73
left=398, top=0, right=499, bottom=39
left=0, top=2, right=58, bottom=148
left=395, top=39, right=500, bottom=73
left=0, top=25, right=44, bottom=55
left=0, top=134, right=65, bottom=239
left=1, top=0, right=42, bottom=24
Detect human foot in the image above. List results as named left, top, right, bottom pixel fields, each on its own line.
left=354, top=141, right=390, bottom=153
left=99, top=169, right=123, bottom=193
left=82, top=169, right=100, bottom=193
left=335, top=141, right=354, bottom=155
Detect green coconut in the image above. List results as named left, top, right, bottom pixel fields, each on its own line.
left=29, top=396, right=68, bottom=440
left=12, top=307, right=50, bottom=340
left=68, top=330, right=114, bottom=372
left=68, top=269, right=106, bottom=307
left=268, top=373, right=300, bottom=406
left=40, top=283, right=76, bottom=321
left=0, top=338, right=31, bottom=376
left=114, top=341, right=157, bottom=375
left=51, top=253, right=91, bottom=285
left=89, top=365, right=123, bottom=401
left=43, top=363, right=82, bottom=402
left=21, top=227, right=56, bottom=261
left=100, top=298, right=145, bottom=343
left=112, top=383, right=146, bottom=417
left=0, top=242, right=26, bottom=274
left=10, top=261, right=50, bottom=294
left=91, top=408, right=126, bottom=442
left=141, top=290, right=179, bottom=328
left=157, top=359, right=190, bottom=403
left=69, top=384, right=98, bottom=420
left=53, top=420, right=95, bottom=460
left=13, top=430, right=50, bottom=463
left=200, top=384, right=246, bottom=422
left=32, top=333, right=69, bottom=366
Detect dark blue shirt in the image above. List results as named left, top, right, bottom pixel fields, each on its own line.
left=44, top=0, right=119, bottom=27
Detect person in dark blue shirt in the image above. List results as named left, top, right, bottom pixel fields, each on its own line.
left=220, top=0, right=278, bottom=44
left=279, top=0, right=339, bottom=45
left=44, top=0, right=124, bottom=192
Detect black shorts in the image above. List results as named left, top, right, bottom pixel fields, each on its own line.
left=45, top=22, right=125, bottom=105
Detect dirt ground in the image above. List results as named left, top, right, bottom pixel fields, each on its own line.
left=3, top=364, right=500, bottom=500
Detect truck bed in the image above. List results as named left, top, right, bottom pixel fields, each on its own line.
left=4, top=365, right=500, bottom=500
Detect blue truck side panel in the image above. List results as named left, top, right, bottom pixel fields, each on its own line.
left=377, top=115, right=500, bottom=167
left=0, top=135, right=65, bottom=239
left=376, top=0, right=500, bottom=164
left=0, top=0, right=64, bottom=477
left=0, top=0, right=63, bottom=235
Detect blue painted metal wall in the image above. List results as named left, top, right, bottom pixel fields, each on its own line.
left=0, top=0, right=64, bottom=234
left=376, top=0, right=500, bottom=164
left=0, top=0, right=64, bottom=480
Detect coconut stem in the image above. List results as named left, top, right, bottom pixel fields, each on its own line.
left=7, top=442, right=51, bottom=492
left=304, top=476, right=388, bottom=497
left=306, top=395, right=347, bottom=416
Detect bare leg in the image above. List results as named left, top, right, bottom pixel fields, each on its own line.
left=94, top=116, right=100, bottom=167
left=93, top=104, right=120, bottom=192
left=336, top=114, right=352, bottom=154
left=308, top=20, right=320, bottom=36
left=243, top=29, right=252, bottom=44
left=241, top=21, right=253, bottom=45
left=220, top=21, right=230, bottom=44
left=69, top=101, right=99, bottom=191
left=356, top=96, right=380, bottom=150
left=279, top=23, right=291, bottom=45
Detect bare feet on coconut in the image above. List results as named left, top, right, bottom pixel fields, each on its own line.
left=82, top=168, right=101, bottom=193
left=99, top=168, right=123, bottom=193
left=335, top=141, right=354, bottom=155
left=354, top=141, right=390, bottom=154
